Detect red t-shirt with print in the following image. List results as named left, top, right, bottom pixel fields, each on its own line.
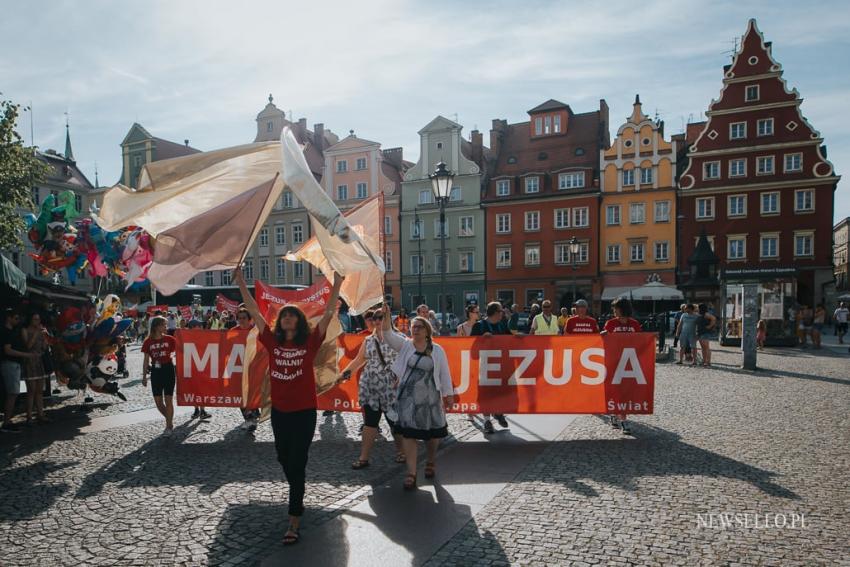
left=142, top=335, right=177, bottom=364
left=603, top=317, right=643, bottom=333
left=565, top=316, right=600, bottom=334
left=259, top=326, right=326, bottom=412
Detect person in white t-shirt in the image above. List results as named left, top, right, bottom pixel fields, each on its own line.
left=834, top=302, right=849, bottom=344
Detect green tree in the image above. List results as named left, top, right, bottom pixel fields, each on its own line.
left=0, top=96, right=48, bottom=250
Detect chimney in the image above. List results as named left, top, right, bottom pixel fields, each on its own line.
left=313, top=123, right=325, bottom=152
left=471, top=130, right=483, bottom=167
left=297, top=118, right=307, bottom=139
left=184, top=139, right=190, bottom=147
left=489, top=119, right=506, bottom=157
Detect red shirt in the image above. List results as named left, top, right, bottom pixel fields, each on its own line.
left=259, top=326, right=326, bottom=412
left=604, top=317, right=643, bottom=333
left=565, top=316, right=600, bottom=334
left=142, top=335, right=177, bottom=364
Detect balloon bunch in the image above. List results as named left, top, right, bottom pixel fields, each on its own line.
left=25, top=196, right=154, bottom=290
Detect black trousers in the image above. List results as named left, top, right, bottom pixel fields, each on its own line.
left=270, top=408, right=317, bottom=517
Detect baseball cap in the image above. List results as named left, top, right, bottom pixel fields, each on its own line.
left=573, top=299, right=588, bottom=307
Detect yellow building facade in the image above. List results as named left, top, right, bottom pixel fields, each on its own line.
left=600, top=96, right=677, bottom=302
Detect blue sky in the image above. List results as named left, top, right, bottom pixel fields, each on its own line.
left=2, top=0, right=849, bottom=220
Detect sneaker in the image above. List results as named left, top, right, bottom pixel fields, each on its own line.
left=0, top=424, right=22, bottom=434
left=199, top=411, right=212, bottom=421
left=322, top=410, right=335, bottom=417
left=609, top=415, right=620, bottom=429
left=495, top=415, right=509, bottom=428
left=116, top=392, right=127, bottom=402
left=621, top=422, right=632, bottom=435
left=483, top=420, right=494, bottom=434
left=191, top=408, right=200, bottom=419
left=247, top=419, right=258, bottom=433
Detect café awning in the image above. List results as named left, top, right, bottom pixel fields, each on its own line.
left=0, top=254, right=26, bottom=296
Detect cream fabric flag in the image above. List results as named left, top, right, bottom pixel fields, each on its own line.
left=94, top=142, right=284, bottom=295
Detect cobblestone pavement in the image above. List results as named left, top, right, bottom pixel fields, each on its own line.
left=2, top=344, right=849, bottom=566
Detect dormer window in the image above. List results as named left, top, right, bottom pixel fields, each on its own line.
left=534, top=118, right=543, bottom=136
left=544, top=116, right=551, bottom=134
left=267, top=121, right=273, bottom=132
left=554, top=115, right=561, bottom=133
left=745, top=84, right=760, bottom=102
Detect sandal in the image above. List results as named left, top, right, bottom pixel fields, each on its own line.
left=403, top=473, right=417, bottom=491
left=282, top=527, right=300, bottom=546
left=351, top=459, right=370, bottom=470
left=424, top=462, right=435, bottom=479
left=395, top=452, right=406, bottom=463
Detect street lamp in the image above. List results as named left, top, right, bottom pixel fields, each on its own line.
left=430, top=161, right=454, bottom=335
left=569, top=236, right=580, bottom=304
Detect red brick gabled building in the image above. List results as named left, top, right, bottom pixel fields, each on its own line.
left=678, top=19, right=840, bottom=343
left=485, top=99, right=609, bottom=311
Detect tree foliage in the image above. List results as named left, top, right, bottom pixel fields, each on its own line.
left=0, top=96, right=48, bottom=250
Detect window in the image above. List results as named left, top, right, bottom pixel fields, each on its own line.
left=525, top=211, right=540, bottom=231
left=554, top=115, right=561, bottom=133
left=728, top=236, right=746, bottom=260
left=745, top=84, right=760, bottom=101
left=276, top=258, right=286, bottom=280
left=436, top=142, right=442, bottom=149
left=385, top=250, right=393, bottom=272
left=418, top=190, right=432, bottom=205
left=243, top=259, right=254, bottom=282
left=410, top=255, right=424, bottom=274
left=630, top=243, right=645, bottom=263
left=761, top=192, right=780, bottom=214
left=336, top=160, right=347, bottom=173
left=696, top=197, right=714, bottom=219
left=573, top=207, right=589, bottom=227
left=283, top=191, right=293, bottom=208
left=576, top=242, right=589, bottom=264
left=356, top=182, right=368, bottom=199
left=449, top=186, right=462, bottom=201
left=267, top=121, right=273, bottom=132
left=730, top=122, right=747, bottom=139
left=496, top=180, right=510, bottom=196
left=606, top=205, right=621, bottom=225
left=640, top=167, right=653, bottom=185
left=496, top=213, right=511, bottom=233
left=622, top=169, right=635, bottom=186
left=221, top=270, right=231, bottom=285
left=434, top=253, right=447, bottom=274
left=384, top=216, right=392, bottom=235
left=728, top=195, right=747, bottom=217
left=785, top=153, right=802, bottom=172
left=411, top=219, right=424, bottom=239
left=205, top=271, right=214, bottom=286
left=703, top=161, right=720, bottom=180
left=756, top=156, right=774, bottom=175
left=293, top=224, right=304, bottom=244
left=524, top=177, right=539, bottom=193
left=133, top=155, right=143, bottom=167
left=795, top=233, right=813, bottom=257
left=554, top=243, right=570, bottom=265
left=654, top=201, right=670, bottom=222
left=258, top=227, right=268, bottom=247
left=757, top=118, right=773, bottom=136
left=294, top=262, right=304, bottom=280
left=356, top=157, right=367, bottom=170
left=337, top=184, right=348, bottom=200
left=760, top=235, right=778, bottom=258
left=534, top=117, right=543, bottom=136
left=795, top=189, right=814, bottom=212
left=31, top=187, right=39, bottom=205
left=544, top=115, right=551, bottom=134
left=730, top=158, right=747, bottom=177
left=260, top=258, right=269, bottom=280
left=654, top=241, right=669, bottom=262
left=434, top=218, right=447, bottom=238
left=558, top=171, right=585, bottom=189
left=459, top=216, right=474, bottom=237
left=75, top=195, right=82, bottom=212
left=607, top=244, right=621, bottom=264
left=496, top=246, right=512, bottom=268
left=524, top=244, right=540, bottom=266
left=459, top=252, right=474, bottom=272
left=554, top=208, right=570, bottom=229
left=274, top=195, right=284, bottom=210
left=629, top=203, right=646, bottom=224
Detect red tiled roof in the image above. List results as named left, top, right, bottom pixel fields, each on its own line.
left=38, top=151, right=94, bottom=190
left=153, top=137, right=201, bottom=161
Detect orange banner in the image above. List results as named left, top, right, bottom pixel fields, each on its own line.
left=175, top=330, right=655, bottom=414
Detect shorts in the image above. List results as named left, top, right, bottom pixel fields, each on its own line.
left=812, top=323, right=824, bottom=332
left=150, top=364, right=176, bottom=397
left=838, top=322, right=849, bottom=334
left=679, top=334, right=695, bottom=351
left=1, top=360, right=22, bottom=395
left=363, top=405, right=395, bottom=429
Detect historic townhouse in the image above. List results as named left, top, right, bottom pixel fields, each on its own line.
left=678, top=20, right=840, bottom=343
left=400, top=116, right=488, bottom=315
left=322, top=131, right=410, bottom=308
left=835, top=217, right=850, bottom=293
left=485, top=99, right=609, bottom=311
left=600, top=95, right=677, bottom=300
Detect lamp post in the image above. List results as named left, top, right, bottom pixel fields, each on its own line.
left=430, top=161, right=454, bottom=336
left=569, top=236, right=580, bottom=304
left=414, top=206, right=423, bottom=306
